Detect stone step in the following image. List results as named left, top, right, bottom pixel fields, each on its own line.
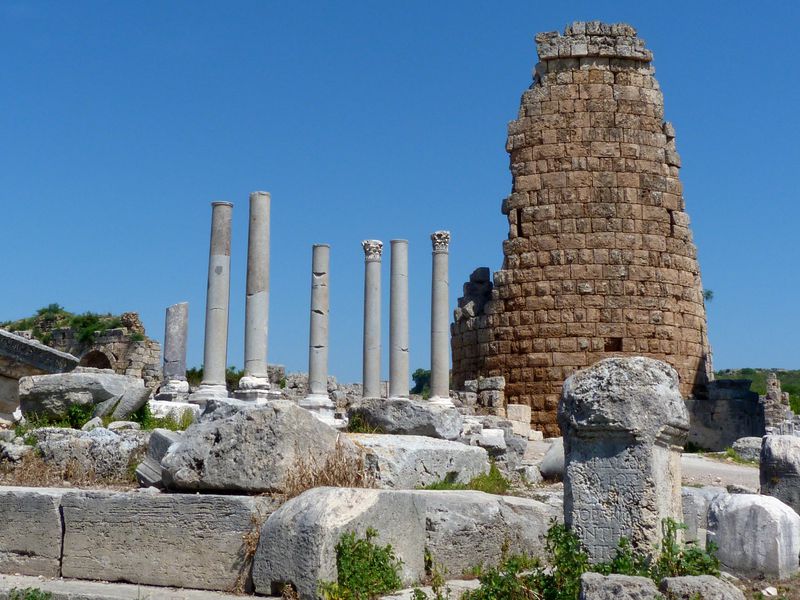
left=0, top=574, right=277, bottom=599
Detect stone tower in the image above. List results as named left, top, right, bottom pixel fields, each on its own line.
left=451, top=22, right=711, bottom=436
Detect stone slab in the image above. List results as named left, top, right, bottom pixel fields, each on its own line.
left=0, top=329, right=78, bottom=377
left=0, top=574, right=268, bottom=599
left=61, top=490, right=278, bottom=592
left=348, top=397, right=463, bottom=440
left=0, top=487, right=68, bottom=577
left=347, top=433, right=489, bottom=489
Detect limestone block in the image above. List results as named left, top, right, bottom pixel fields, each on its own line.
left=681, top=486, right=726, bottom=547
left=659, top=575, right=745, bottom=600
left=579, top=573, right=659, bottom=599
left=382, top=580, right=480, bottom=599
left=19, top=370, right=149, bottom=421
left=559, top=357, right=689, bottom=562
left=760, top=434, right=800, bottom=514
left=61, top=490, right=277, bottom=591
left=347, top=397, right=463, bottom=440
left=31, top=427, right=150, bottom=481
left=708, top=493, right=800, bottom=579
left=417, top=490, right=560, bottom=575
left=135, top=428, right=182, bottom=488
left=731, top=436, right=762, bottom=462
left=148, top=399, right=200, bottom=423
left=252, top=487, right=426, bottom=600
left=538, top=436, right=564, bottom=479
left=506, top=403, right=531, bottom=423
left=0, top=487, right=67, bottom=577
left=348, top=433, right=489, bottom=489
left=162, top=399, right=350, bottom=492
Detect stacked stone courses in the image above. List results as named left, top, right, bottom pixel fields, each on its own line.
left=451, top=22, right=710, bottom=436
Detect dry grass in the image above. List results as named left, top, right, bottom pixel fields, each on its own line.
left=0, top=451, right=139, bottom=490
left=282, top=438, right=375, bottom=502
left=280, top=583, right=300, bottom=599
left=233, top=509, right=268, bottom=595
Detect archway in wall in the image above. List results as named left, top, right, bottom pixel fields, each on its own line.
left=79, top=350, right=113, bottom=369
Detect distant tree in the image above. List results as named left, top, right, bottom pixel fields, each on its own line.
left=703, top=289, right=714, bottom=302
left=411, top=368, right=431, bottom=397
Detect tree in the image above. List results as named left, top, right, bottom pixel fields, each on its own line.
left=411, top=368, right=431, bottom=397
left=703, top=289, right=713, bottom=302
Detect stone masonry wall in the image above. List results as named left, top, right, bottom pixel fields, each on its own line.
left=452, top=22, right=711, bottom=436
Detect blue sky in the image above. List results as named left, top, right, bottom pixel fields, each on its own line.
left=2, top=1, right=798, bottom=383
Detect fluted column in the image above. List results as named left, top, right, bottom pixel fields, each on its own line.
left=389, top=239, right=409, bottom=399
left=300, top=244, right=335, bottom=422
left=155, top=302, right=189, bottom=401
left=236, top=191, right=280, bottom=402
left=190, top=201, right=232, bottom=404
left=429, top=231, right=453, bottom=406
left=361, top=240, right=383, bottom=399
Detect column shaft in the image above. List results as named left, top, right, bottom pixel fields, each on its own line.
left=163, top=302, right=189, bottom=381
left=307, top=244, right=330, bottom=397
left=389, top=240, right=409, bottom=398
left=243, top=191, right=271, bottom=379
left=362, top=240, right=383, bottom=399
left=201, top=202, right=233, bottom=388
left=430, top=231, right=451, bottom=404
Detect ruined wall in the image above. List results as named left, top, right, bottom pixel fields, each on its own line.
left=452, top=22, right=711, bottom=436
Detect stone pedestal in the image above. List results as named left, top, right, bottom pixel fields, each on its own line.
left=156, top=302, right=189, bottom=402
left=299, top=244, right=335, bottom=423
left=558, top=357, right=689, bottom=562
left=190, top=202, right=233, bottom=405
left=389, top=240, right=409, bottom=400
left=429, top=231, right=452, bottom=407
left=361, top=240, right=383, bottom=400
left=235, top=191, right=280, bottom=403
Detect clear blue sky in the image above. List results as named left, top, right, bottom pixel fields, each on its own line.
left=3, top=1, right=798, bottom=383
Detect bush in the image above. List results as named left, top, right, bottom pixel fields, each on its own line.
left=9, top=588, right=52, bottom=600
left=128, top=403, right=193, bottom=431
left=318, top=528, right=404, bottom=599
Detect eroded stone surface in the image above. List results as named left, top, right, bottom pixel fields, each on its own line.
left=348, top=397, right=463, bottom=440
left=579, top=572, right=659, bottom=599
left=659, top=575, right=745, bottom=600
left=760, top=435, right=800, bottom=514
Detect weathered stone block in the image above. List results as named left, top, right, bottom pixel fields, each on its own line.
left=347, top=397, right=463, bottom=440
left=760, top=434, right=800, bottom=514
left=708, top=493, right=800, bottom=579
left=61, top=490, right=276, bottom=591
left=659, top=575, right=745, bottom=600
left=348, top=433, right=489, bottom=489
left=579, top=572, right=659, bottom=599
left=252, top=487, right=425, bottom=600
left=559, top=357, right=689, bottom=562
left=0, top=487, right=67, bottom=577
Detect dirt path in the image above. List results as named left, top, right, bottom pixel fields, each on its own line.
left=681, top=453, right=760, bottom=489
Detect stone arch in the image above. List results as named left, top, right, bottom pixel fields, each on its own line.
left=79, top=349, right=115, bottom=370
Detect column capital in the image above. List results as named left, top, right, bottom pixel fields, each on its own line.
left=431, top=230, right=451, bottom=253
left=361, top=239, right=383, bottom=261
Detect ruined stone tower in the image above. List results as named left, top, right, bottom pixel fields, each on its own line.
left=451, top=22, right=711, bottom=436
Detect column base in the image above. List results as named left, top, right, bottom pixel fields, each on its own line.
left=233, top=375, right=281, bottom=403
left=154, top=380, right=190, bottom=403
left=299, top=393, right=337, bottom=426
left=188, top=383, right=229, bottom=406
left=428, top=395, right=455, bottom=408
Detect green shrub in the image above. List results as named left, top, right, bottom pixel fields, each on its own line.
left=318, top=528, right=404, bottom=599
left=9, top=588, right=52, bottom=600
left=346, top=413, right=383, bottom=434
left=422, top=463, right=510, bottom=495
left=129, top=403, right=193, bottom=431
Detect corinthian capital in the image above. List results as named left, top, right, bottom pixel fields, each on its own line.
left=361, top=239, right=383, bottom=261
left=431, top=230, right=451, bottom=253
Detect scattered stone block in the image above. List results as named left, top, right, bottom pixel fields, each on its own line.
left=559, top=357, right=689, bottom=562
left=381, top=580, right=480, bottom=599
left=161, top=399, right=351, bottom=493
left=135, top=428, right=182, bottom=488
left=760, top=434, right=800, bottom=514
left=348, top=433, right=489, bottom=489
left=731, top=437, right=762, bottom=462
left=506, top=403, right=531, bottom=423
left=148, top=399, right=200, bottom=423
left=579, top=572, right=659, bottom=599
left=347, top=397, right=463, bottom=440
left=61, top=490, right=277, bottom=591
left=538, top=436, right=564, bottom=479
left=659, top=575, right=746, bottom=600
left=252, top=487, right=425, bottom=600
left=681, top=486, right=726, bottom=548
left=416, top=490, right=560, bottom=575
left=0, top=487, right=67, bottom=577
left=708, top=493, right=800, bottom=579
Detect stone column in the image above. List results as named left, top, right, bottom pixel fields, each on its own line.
left=299, top=244, right=335, bottom=423
left=429, top=231, right=452, bottom=406
left=155, top=302, right=189, bottom=401
left=361, top=240, right=383, bottom=399
left=190, top=201, right=233, bottom=405
left=235, top=191, right=279, bottom=402
left=558, top=357, right=689, bottom=562
left=388, top=239, right=409, bottom=399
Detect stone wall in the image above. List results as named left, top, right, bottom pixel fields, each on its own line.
left=451, top=22, right=711, bottom=435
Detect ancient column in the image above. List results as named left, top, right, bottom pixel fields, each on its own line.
left=361, top=240, right=383, bottom=399
left=388, top=239, right=409, bottom=399
left=235, top=191, right=279, bottom=402
left=155, top=302, right=189, bottom=401
left=190, top=201, right=233, bottom=405
left=299, top=244, right=335, bottom=422
left=429, top=231, right=452, bottom=406
left=558, top=357, right=689, bottom=562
